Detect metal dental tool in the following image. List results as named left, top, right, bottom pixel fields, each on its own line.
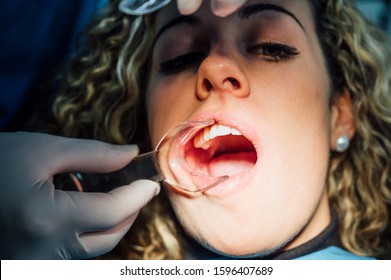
left=54, top=121, right=229, bottom=193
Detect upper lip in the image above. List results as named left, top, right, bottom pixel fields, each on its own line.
left=181, top=111, right=259, bottom=195
left=187, top=111, right=259, bottom=156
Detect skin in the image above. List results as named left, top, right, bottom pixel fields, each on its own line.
left=146, top=0, right=355, bottom=257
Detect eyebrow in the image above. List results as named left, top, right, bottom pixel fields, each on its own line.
left=238, top=3, right=306, bottom=32
left=154, top=3, right=305, bottom=43
left=154, top=15, right=200, bottom=44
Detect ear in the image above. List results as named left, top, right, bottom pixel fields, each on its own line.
left=330, top=88, right=356, bottom=151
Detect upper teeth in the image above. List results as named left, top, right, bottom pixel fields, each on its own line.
left=194, top=124, right=242, bottom=150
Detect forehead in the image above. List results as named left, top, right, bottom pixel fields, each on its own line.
left=153, top=0, right=314, bottom=32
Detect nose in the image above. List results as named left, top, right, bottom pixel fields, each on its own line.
left=196, top=54, right=250, bottom=100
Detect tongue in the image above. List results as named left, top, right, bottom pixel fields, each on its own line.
left=207, top=151, right=257, bottom=176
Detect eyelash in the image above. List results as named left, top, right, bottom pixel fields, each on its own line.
left=247, top=42, right=299, bottom=62
left=159, top=42, right=299, bottom=74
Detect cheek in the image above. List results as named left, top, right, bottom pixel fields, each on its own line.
left=265, top=63, right=331, bottom=162
left=249, top=57, right=330, bottom=128
left=270, top=43, right=331, bottom=132
left=146, top=75, right=199, bottom=147
left=249, top=52, right=332, bottom=216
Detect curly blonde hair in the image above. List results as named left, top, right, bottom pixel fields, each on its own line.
left=50, top=0, right=391, bottom=259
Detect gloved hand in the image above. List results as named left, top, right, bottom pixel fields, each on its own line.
left=0, top=132, right=160, bottom=259
left=119, top=0, right=247, bottom=17
left=177, top=0, right=247, bottom=17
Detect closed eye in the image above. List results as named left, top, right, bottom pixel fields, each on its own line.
left=247, top=42, right=299, bottom=62
left=159, top=52, right=206, bottom=74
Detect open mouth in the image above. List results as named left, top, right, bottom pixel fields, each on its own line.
left=183, top=122, right=258, bottom=178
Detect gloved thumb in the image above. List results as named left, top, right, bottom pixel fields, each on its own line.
left=67, top=180, right=160, bottom=232
left=72, top=180, right=160, bottom=258
left=211, top=0, right=247, bottom=17
left=176, top=0, right=202, bottom=14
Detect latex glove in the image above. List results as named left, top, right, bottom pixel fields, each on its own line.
left=0, top=132, right=160, bottom=259
left=177, top=0, right=247, bottom=17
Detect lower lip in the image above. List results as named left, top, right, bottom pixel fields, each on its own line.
left=202, top=168, right=254, bottom=197
left=184, top=113, right=259, bottom=197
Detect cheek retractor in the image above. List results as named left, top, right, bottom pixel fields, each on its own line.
left=155, top=120, right=230, bottom=193
left=54, top=121, right=229, bottom=193
left=119, top=0, right=172, bottom=15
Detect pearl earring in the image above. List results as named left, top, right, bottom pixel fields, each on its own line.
left=336, top=135, right=350, bottom=152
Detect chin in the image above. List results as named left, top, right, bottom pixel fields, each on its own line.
left=169, top=175, right=329, bottom=259
left=170, top=193, right=305, bottom=258
left=184, top=216, right=297, bottom=258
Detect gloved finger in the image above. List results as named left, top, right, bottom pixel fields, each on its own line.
left=3, top=132, right=139, bottom=176
left=211, top=0, right=247, bottom=17
left=47, top=136, right=139, bottom=175
left=78, top=214, right=138, bottom=258
left=61, top=180, right=160, bottom=232
left=176, top=0, right=203, bottom=14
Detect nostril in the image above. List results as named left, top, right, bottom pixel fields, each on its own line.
left=226, top=77, right=240, bottom=90
left=203, top=77, right=240, bottom=92
left=203, top=79, right=213, bottom=92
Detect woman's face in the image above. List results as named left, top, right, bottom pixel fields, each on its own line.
left=146, top=0, right=332, bottom=257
